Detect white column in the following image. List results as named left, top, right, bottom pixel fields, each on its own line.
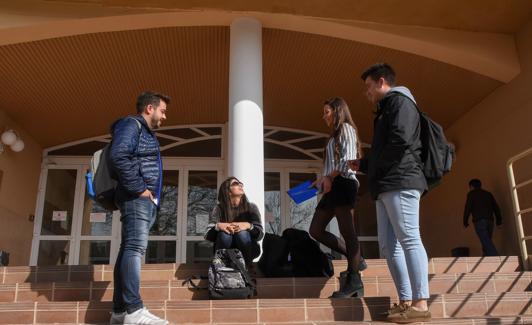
left=228, top=18, right=264, bottom=229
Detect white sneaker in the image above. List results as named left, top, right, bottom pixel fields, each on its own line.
left=123, top=307, right=169, bottom=325
left=110, top=311, right=126, bottom=324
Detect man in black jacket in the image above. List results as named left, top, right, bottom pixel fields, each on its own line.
left=463, top=179, right=502, bottom=256
left=352, top=63, right=430, bottom=323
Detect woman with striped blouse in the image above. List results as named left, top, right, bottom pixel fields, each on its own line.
left=310, top=97, right=364, bottom=298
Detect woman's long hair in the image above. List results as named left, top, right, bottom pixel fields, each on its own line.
left=217, top=177, right=251, bottom=222
left=323, top=97, right=363, bottom=161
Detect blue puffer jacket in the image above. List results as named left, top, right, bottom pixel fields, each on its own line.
left=109, top=115, right=162, bottom=205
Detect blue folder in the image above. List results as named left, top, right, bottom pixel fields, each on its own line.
left=287, top=180, right=318, bottom=205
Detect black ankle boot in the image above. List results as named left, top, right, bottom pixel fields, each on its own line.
left=331, top=271, right=364, bottom=298
left=339, top=259, right=368, bottom=290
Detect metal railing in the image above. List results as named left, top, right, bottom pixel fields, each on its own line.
left=507, top=147, right=532, bottom=270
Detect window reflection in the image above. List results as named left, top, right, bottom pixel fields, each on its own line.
left=41, top=169, right=77, bottom=235
left=38, top=240, right=69, bottom=266
left=146, top=241, right=176, bottom=264
left=264, top=172, right=281, bottom=235
left=81, top=197, right=113, bottom=236
left=151, top=170, right=179, bottom=236
left=187, top=171, right=217, bottom=236
left=79, top=241, right=110, bottom=265
left=186, top=241, right=214, bottom=263
left=289, top=172, right=318, bottom=232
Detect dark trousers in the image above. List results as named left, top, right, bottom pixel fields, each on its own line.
left=474, top=219, right=499, bottom=256
left=215, top=231, right=253, bottom=265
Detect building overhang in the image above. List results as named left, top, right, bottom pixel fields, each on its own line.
left=0, top=1, right=529, bottom=149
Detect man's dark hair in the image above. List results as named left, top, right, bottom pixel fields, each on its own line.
left=361, top=63, right=396, bottom=86
left=469, top=179, right=482, bottom=189
left=136, top=91, right=171, bottom=113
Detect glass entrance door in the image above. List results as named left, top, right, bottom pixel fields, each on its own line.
left=30, top=158, right=379, bottom=265
left=31, top=164, right=120, bottom=266
left=31, top=160, right=223, bottom=265
left=31, top=166, right=81, bottom=266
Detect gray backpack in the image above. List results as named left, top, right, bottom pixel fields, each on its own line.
left=86, top=118, right=141, bottom=210
left=208, top=249, right=255, bottom=299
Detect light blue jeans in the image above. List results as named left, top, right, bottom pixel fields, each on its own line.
left=376, top=189, right=429, bottom=301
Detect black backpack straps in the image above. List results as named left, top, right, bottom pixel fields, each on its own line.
left=403, top=99, right=425, bottom=167
left=226, top=249, right=255, bottom=290
left=182, top=275, right=208, bottom=290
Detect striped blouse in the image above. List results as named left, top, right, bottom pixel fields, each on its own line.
left=323, top=123, right=359, bottom=180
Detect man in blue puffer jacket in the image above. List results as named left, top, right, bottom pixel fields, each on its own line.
left=109, top=91, right=169, bottom=325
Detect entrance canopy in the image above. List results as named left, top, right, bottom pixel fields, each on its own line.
left=1, top=0, right=529, bottom=149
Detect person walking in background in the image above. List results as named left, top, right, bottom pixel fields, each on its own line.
left=309, top=97, right=364, bottom=298
left=109, top=91, right=170, bottom=325
left=463, top=178, right=502, bottom=256
left=351, top=63, right=431, bottom=323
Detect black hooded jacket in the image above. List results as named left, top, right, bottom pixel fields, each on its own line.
left=360, top=87, right=427, bottom=199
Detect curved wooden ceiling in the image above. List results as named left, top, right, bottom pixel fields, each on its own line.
left=0, top=26, right=502, bottom=148
left=2, top=0, right=531, bottom=33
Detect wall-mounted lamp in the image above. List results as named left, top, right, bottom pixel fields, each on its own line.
left=0, top=129, right=24, bottom=154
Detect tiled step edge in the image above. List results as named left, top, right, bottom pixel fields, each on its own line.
left=0, top=292, right=529, bottom=324
left=0, top=256, right=521, bottom=284
left=0, top=272, right=530, bottom=303
left=13, top=316, right=532, bottom=325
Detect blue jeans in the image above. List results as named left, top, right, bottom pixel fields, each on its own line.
left=215, top=231, right=253, bottom=265
left=376, top=189, right=429, bottom=301
left=113, top=197, right=157, bottom=313
left=474, top=219, right=498, bottom=256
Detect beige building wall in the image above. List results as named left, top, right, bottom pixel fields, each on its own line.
left=421, top=18, right=532, bottom=258
left=0, top=110, right=42, bottom=266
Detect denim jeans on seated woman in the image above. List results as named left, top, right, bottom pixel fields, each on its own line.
left=113, top=196, right=157, bottom=314
left=215, top=230, right=253, bottom=265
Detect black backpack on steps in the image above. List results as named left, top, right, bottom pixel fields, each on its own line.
left=283, top=228, right=334, bottom=277
left=258, top=228, right=334, bottom=278
left=183, top=248, right=256, bottom=300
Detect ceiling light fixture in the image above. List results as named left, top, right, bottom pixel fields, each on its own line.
left=0, top=129, right=25, bottom=154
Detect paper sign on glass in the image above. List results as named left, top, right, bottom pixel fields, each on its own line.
left=90, top=212, right=107, bottom=223
left=52, top=211, right=68, bottom=221
left=196, top=214, right=209, bottom=232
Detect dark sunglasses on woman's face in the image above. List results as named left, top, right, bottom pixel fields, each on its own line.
left=230, top=181, right=244, bottom=187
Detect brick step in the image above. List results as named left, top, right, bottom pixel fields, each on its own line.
left=0, top=292, right=530, bottom=324
left=1, top=272, right=530, bottom=303
left=1, top=256, right=520, bottom=284
left=17, top=317, right=532, bottom=325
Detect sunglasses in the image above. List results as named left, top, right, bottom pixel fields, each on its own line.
left=230, top=181, right=244, bottom=187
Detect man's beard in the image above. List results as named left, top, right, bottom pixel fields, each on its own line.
left=151, top=117, right=161, bottom=129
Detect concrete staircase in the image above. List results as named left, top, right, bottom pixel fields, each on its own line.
left=0, top=256, right=530, bottom=324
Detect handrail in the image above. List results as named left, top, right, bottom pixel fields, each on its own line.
left=506, top=147, right=532, bottom=270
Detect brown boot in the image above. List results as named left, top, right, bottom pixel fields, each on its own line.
left=387, top=305, right=431, bottom=323
left=381, top=303, right=408, bottom=317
